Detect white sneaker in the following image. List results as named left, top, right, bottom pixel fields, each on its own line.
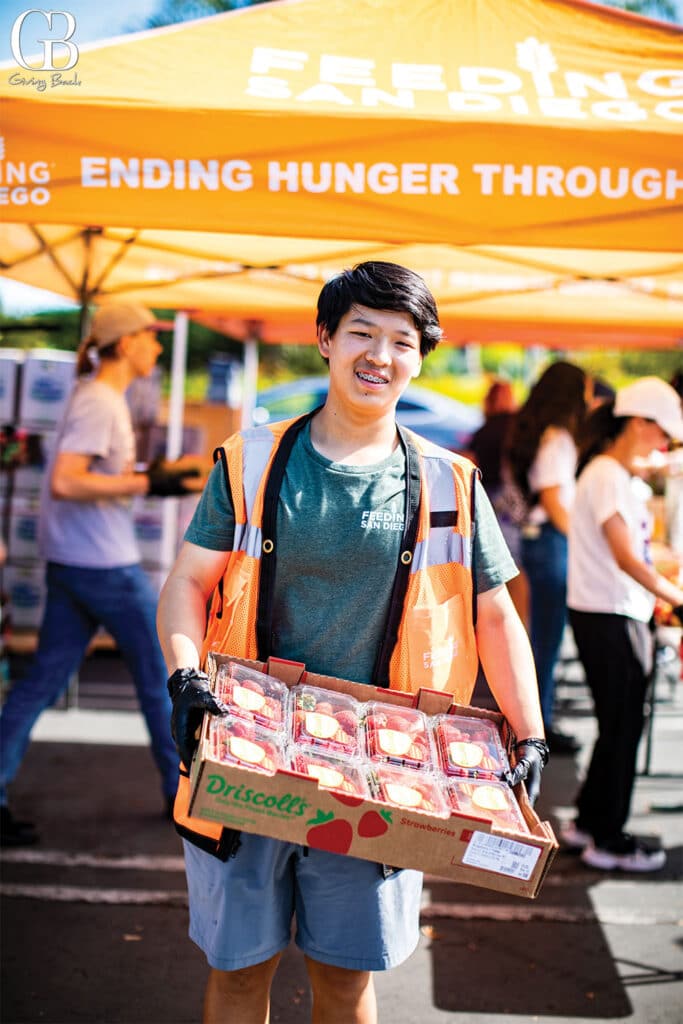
left=581, top=838, right=666, bottom=873
left=560, top=821, right=592, bottom=851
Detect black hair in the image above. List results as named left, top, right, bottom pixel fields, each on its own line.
left=316, top=261, right=442, bottom=357
left=576, top=400, right=629, bottom=476
left=507, top=361, right=587, bottom=499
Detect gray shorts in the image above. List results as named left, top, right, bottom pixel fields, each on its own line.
left=183, top=833, right=423, bottom=972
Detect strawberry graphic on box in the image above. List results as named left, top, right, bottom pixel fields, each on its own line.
left=362, top=702, right=434, bottom=771
left=291, top=749, right=369, bottom=797
left=358, top=809, right=393, bottom=838
left=305, top=810, right=354, bottom=854
left=291, top=685, right=361, bottom=756
left=215, top=662, right=288, bottom=732
left=208, top=715, right=286, bottom=774
left=432, top=713, right=509, bottom=779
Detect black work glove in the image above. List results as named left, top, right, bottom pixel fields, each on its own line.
left=167, top=668, right=226, bottom=769
left=504, top=737, right=549, bottom=808
left=143, top=457, right=201, bottom=497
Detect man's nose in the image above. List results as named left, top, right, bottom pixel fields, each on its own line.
left=366, top=337, right=391, bottom=364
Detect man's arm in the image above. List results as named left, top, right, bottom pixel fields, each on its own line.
left=156, top=541, right=231, bottom=673
left=51, top=451, right=149, bottom=499
left=475, top=583, right=544, bottom=741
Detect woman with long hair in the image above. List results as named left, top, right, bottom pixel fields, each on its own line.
left=468, top=379, right=529, bottom=627
left=508, top=361, right=587, bottom=754
left=562, top=378, right=683, bottom=871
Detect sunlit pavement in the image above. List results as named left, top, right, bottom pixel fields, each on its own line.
left=2, top=643, right=682, bottom=1024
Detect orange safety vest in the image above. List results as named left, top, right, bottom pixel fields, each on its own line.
left=175, top=413, right=479, bottom=854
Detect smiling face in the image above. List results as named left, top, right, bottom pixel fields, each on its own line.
left=318, top=304, right=423, bottom=419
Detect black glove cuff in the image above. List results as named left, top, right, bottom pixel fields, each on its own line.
left=515, top=737, right=549, bottom=767
left=167, top=667, right=210, bottom=699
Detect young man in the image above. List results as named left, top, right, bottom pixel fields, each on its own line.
left=157, top=262, right=546, bottom=1024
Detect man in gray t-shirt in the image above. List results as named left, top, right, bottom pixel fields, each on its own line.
left=158, top=262, right=547, bottom=1024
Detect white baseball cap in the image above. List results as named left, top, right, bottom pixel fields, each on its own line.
left=614, top=377, right=683, bottom=442
left=88, top=303, right=168, bottom=349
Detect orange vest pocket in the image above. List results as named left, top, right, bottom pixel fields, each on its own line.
left=406, top=592, right=477, bottom=696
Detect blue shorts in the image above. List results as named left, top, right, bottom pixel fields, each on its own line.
left=183, top=833, right=423, bottom=972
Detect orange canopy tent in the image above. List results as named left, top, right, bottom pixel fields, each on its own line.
left=1, top=0, right=682, bottom=350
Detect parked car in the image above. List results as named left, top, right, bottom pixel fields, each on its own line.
left=253, top=376, right=483, bottom=451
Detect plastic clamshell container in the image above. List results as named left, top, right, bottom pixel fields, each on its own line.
left=290, top=747, right=370, bottom=797
left=214, top=661, right=289, bottom=731
left=432, top=713, right=509, bottom=779
left=207, top=715, right=287, bottom=774
left=290, top=685, right=361, bottom=756
left=368, top=763, right=449, bottom=816
left=446, top=777, right=529, bottom=833
left=362, top=702, right=434, bottom=771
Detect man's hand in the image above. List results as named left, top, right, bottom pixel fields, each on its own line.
left=143, top=458, right=201, bottom=498
left=504, top=738, right=549, bottom=808
left=167, top=668, right=226, bottom=769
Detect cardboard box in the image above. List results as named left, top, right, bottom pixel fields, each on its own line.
left=2, top=561, right=46, bottom=630
left=189, top=654, right=558, bottom=899
left=7, top=494, right=41, bottom=561
left=18, top=350, right=76, bottom=430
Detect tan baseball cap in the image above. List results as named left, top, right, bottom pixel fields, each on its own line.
left=614, top=377, right=683, bottom=442
left=88, top=303, right=169, bottom=349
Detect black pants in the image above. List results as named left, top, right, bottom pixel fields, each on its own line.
left=569, top=609, right=652, bottom=845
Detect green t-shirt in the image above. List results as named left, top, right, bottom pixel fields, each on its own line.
left=186, top=423, right=517, bottom=683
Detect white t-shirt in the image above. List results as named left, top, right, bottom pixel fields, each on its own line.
left=39, top=379, right=140, bottom=568
left=527, top=426, right=577, bottom=525
left=568, top=454, right=655, bottom=623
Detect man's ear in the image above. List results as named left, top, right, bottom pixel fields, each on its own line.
left=411, top=356, right=423, bottom=379
left=317, top=325, right=331, bottom=359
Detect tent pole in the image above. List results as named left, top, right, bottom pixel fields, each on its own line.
left=167, top=311, right=188, bottom=461
left=241, top=329, right=260, bottom=430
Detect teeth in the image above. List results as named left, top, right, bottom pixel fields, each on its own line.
left=357, top=371, right=386, bottom=384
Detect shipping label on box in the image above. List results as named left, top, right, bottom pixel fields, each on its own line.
left=132, top=496, right=178, bottom=568
left=19, top=350, right=76, bottom=430
left=2, top=561, right=46, bottom=630
left=189, top=654, right=557, bottom=899
left=8, top=495, right=41, bottom=561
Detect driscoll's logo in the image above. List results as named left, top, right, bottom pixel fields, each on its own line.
left=206, top=774, right=310, bottom=816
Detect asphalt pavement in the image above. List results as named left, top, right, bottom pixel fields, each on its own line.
left=1, top=639, right=682, bottom=1024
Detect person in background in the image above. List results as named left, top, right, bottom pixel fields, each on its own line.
left=0, top=304, right=201, bottom=848
left=508, top=361, right=588, bottom=755
left=157, top=262, right=547, bottom=1024
left=468, top=378, right=529, bottom=627
left=562, top=377, right=683, bottom=871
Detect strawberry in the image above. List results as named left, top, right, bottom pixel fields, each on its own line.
left=335, top=710, right=357, bottom=735
left=240, top=679, right=265, bottom=695
left=305, top=811, right=354, bottom=854
left=331, top=793, right=365, bottom=808
left=358, top=809, right=392, bottom=838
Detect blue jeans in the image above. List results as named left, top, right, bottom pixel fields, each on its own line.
left=521, top=523, right=568, bottom=730
left=0, top=562, right=178, bottom=805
